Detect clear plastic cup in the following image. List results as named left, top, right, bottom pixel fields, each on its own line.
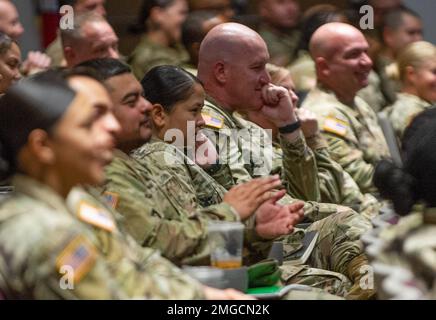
left=207, top=221, right=244, bottom=269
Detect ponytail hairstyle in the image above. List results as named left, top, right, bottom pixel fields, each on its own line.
left=141, top=65, right=202, bottom=113
left=374, top=108, right=436, bottom=215
left=396, top=41, right=436, bottom=83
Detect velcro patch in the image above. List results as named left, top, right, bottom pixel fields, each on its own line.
left=77, top=201, right=116, bottom=232
left=103, top=191, right=119, bottom=209
left=56, top=235, right=97, bottom=283
left=202, top=112, right=224, bottom=129
left=323, top=117, right=348, bottom=137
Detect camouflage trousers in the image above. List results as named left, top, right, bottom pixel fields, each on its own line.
left=279, top=206, right=373, bottom=298
left=280, top=264, right=351, bottom=298
left=306, top=207, right=372, bottom=276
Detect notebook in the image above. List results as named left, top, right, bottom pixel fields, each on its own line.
left=283, top=231, right=319, bottom=265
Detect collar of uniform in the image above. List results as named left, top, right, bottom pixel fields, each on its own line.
left=205, top=94, right=231, bottom=116
left=138, top=35, right=188, bottom=59
left=398, top=92, right=432, bottom=109
left=423, top=207, right=436, bottom=225
left=113, top=148, right=131, bottom=161
left=145, top=136, right=186, bottom=159
left=12, top=174, right=70, bottom=214
left=205, top=94, right=240, bottom=127
left=316, top=83, right=360, bottom=118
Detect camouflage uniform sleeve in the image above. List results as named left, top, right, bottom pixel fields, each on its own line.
left=103, top=158, right=238, bottom=266
left=305, top=133, right=343, bottom=204
left=68, top=188, right=205, bottom=300
left=279, top=133, right=321, bottom=202
left=277, top=193, right=339, bottom=223
left=26, top=225, right=205, bottom=300
left=27, top=226, right=130, bottom=299
left=122, top=245, right=205, bottom=299
left=305, top=133, right=381, bottom=221
left=0, top=218, right=132, bottom=299
left=204, top=126, right=254, bottom=188
left=324, top=134, right=377, bottom=194
left=203, top=162, right=236, bottom=191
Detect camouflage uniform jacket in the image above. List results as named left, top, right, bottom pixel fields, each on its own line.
left=128, top=35, right=189, bottom=80
left=357, top=70, right=387, bottom=113
left=130, top=141, right=356, bottom=296
left=268, top=132, right=380, bottom=221
left=0, top=175, right=203, bottom=299
left=371, top=208, right=436, bottom=299
left=131, top=139, right=274, bottom=265
left=101, top=148, right=242, bottom=266
left=302, top=85, right=390, bottom=194
left=201, top=96, right=363, bottom=224
left=388, top=93, right=433, bottom=139
left=202, top=96, right=321, bottom=203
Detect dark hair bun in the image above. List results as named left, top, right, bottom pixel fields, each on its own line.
left=374, top=159, right=416, bottom=216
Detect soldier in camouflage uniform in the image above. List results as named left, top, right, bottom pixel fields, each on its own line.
left=201, top=93, right=373, bottom=297
left=301, top=23, right=390, bottom=195
left=129, top=36, right=189, bottom=81
left=128, top=0, right=189, bottom=80
left=0, top=72, right=208, bottom=300
left=386, top=41, right=436, bottom=140
left=388, top=93, right=433, bottom=140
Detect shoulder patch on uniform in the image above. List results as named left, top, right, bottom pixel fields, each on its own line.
left=202, top=112, right=224, bottom=129
left=323, top=117, right=348, bottom=137
left=102, top=191, right=119, bottom=210
left=56, top=235, right=97, bottom=283
left=77, top=201, right=116, bottom=232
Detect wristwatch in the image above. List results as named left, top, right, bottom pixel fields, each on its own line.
left=278, top=120, right=301, bottom=134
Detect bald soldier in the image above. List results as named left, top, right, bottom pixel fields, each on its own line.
left=301, top=23, right=390, bottom=194
left=197, top=22, right=374, bottom=299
